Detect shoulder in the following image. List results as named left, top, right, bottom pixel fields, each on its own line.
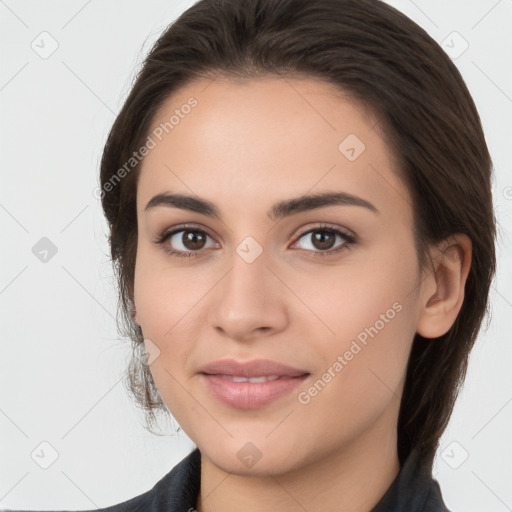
left=421, top=479, right=452, bottom=512
left=2, top=448, right=201, bottom=512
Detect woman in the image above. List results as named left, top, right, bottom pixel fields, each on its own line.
left=21, top=0, right=497, bottom=510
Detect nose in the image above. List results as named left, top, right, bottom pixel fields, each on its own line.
left=207, top=247, right=289, bottom=342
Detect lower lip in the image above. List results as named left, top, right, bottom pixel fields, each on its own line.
left=200, top=373, right=309, bottom=409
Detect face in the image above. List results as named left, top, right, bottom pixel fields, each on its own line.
left=133, top=76, right=425, bottom=475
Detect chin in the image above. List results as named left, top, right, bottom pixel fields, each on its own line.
left=198, top=436, right=308, bottom=477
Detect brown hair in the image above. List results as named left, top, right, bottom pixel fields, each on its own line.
left=99, top=0, right=497, bottom=470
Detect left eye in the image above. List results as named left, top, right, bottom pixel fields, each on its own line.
left=292, top=227, right=355, bottom=254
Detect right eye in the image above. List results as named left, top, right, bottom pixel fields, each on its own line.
left=154, top=225, right=219, bottom=258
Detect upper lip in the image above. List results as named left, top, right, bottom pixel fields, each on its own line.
left=198, top=358, right=309, bottom=378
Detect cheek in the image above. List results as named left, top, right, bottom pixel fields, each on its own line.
left=294, top=289, right=417, bottom=451
left=293, top=233, right=419, bottom=348
left=132, top=246, right=209, bottom=394
left=133, top=243, right=203, bottom=336
left=133, top=263, right=197, bottom=421
left=301, top=242, right=419, bottom=423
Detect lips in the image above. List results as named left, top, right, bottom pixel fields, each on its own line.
left=198, top=358, right=310, bottom=409
left=198, top=358, right=309, bottom=378
left=217, top=375, right=281, bottom=383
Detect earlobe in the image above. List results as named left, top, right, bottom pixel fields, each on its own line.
left=416, top=234, right=472, bottom=339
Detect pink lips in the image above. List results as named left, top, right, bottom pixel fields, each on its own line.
left=198, top=358, right=309, bottom=409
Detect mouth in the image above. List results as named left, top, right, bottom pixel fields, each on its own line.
left=199, top=373, right=309, bottom=409
left=208, top=374, right=283, bottom=383
left=198, top=357, right=308, bottom=378
left=197, top=359, right=310, bottom=409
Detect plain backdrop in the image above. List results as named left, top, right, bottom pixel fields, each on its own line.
left=1, top=0, right=511, bottom=510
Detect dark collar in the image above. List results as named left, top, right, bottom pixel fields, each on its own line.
left=369, top=447, right=451, bottom=512
left=92, top=446, right=450, bottom=512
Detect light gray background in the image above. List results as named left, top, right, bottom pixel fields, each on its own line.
left=1, top=0, right=511, bottom=510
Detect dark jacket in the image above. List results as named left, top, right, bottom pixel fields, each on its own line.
left=5, top=446, right=451, bottom=511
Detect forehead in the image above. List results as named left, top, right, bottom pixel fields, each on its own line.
left=136, top=76, right=408, bottom=221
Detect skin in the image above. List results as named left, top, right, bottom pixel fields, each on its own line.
left=133, top=76, right=472, bottom=512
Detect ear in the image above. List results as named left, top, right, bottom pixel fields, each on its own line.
left=416, top=234, right=472, bottom=339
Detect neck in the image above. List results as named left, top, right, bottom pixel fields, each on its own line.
left=196, top=409, right=401, bottom=512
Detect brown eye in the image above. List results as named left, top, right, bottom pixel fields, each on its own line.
left=180, top=230, right=207, bottom=251
left=310, top=230, right=336, bottom=250
left=293, top=225, right=355, bottom=256
left=156, top=227, right=217, bottom=258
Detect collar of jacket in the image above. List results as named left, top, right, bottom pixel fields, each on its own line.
left=87, top=445, right=451, bottom=512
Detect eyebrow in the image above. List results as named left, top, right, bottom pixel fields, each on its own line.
left=144, top=191, right=379, bottom=221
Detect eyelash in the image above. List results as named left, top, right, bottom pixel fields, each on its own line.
left=153, top=223, right=356, bottom=259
